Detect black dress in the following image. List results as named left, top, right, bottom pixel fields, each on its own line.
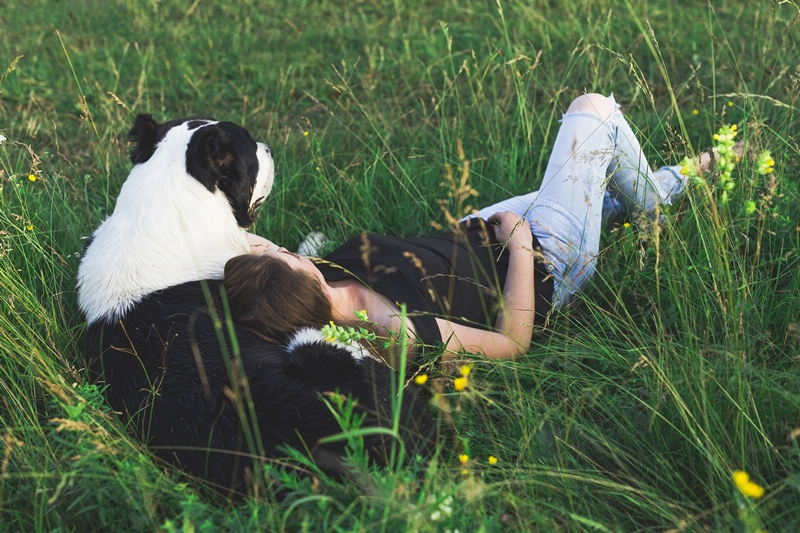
left=315, top=219, right=554, bottom=349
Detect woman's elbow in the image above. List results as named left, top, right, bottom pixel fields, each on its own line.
left=491, top=336, right=530, bottom=360
left=509, top=341, right=531, bottom=359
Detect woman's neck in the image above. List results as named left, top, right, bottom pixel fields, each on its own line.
left=325, top=279, right=419, bottom=366
left=327, top=279, right=365, bottom=322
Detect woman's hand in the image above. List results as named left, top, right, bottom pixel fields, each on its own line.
left=438, top=210, right=536, bottom=361
left=487, top=211, right=533, bottom=250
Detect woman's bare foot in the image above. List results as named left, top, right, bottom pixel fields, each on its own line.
left=697, top=140, right=745, bottom=172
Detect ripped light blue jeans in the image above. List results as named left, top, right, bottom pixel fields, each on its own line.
left=465, top=94, right=683, bottom=309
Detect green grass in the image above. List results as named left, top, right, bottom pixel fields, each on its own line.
left=2, top=0, right=800, bottom=530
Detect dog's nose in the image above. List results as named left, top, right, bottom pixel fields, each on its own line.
left=258, top=142, right=273, bottom=158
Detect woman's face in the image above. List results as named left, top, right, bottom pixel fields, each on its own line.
left=268, top=248, right=331, bottom=297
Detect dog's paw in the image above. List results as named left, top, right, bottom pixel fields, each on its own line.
left=297, top=232, right=329, bottom=257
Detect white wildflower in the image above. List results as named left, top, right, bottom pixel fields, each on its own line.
left=439, top=495, right=454, bottom=516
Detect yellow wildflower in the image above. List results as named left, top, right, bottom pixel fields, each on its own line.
left=454, top=376, right=467, bottom=391
left=732, top=470, right=765, bottom=499
left=414, top=374, right=428, bottom=385
left=26, top=224, right=34, bottom=231
left=756, top=151, right=775, bottom=175
left=623, top=222, right=630, bottom=229
left=728, top=101, right=734, bottom=107
left=712, top=124, right=740, bottom=203
left=692, top=109, right=699, bottom=115
left=458, top=454, right=469, bottom=464
left=678, top=154, right=701, bottom=179
left=28, top=174, right=36, bottom=182
left=488, top=456, right=498, bottom=465
left=459, top=365, right=471, bottom=376
left=303, top=131, right=309, bottom=136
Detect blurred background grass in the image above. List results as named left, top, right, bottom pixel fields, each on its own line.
left=1, top=0, right=799, bottom=531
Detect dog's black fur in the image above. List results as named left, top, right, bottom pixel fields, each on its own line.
left=81, top=115, right=434, bottom=496
left=86, top=280, right=432, bottom=494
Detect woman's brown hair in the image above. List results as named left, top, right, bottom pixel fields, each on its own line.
left=222, top=253, right=391, bottom=362
left=222, top=253, right=333, bottom=344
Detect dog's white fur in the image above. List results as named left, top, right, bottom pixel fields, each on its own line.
left=287, top=327, right=378, bottom=361
left=77, top=121, right=274, bottom=324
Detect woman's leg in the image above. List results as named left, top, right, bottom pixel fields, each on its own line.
left=471, top=94, right=683, bottom=308
left=470, top=99, right=683, bottom=226
left=471, top=189, right=631, bottom=226
left=532, top=94, right=688, bottom=307
left=468, top=94, right=687, bottom=309
left=603, top=99, right=684, bottom=216
left=527, top=94, right=618, bottom=308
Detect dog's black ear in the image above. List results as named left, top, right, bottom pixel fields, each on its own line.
left=186, top=125, right=235, bottom=192
left=128, top=114, right=161, bottom=165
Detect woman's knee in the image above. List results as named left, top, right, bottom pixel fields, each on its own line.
left=566, top=93, right=615, bottom=120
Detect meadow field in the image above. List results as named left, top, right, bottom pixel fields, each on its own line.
left=1, top=0, right=799, bottom=530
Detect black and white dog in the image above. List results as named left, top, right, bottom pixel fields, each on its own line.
left=77, top=115, right=432, bottom=495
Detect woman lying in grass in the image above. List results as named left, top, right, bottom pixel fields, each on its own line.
left=227, top=93, right=729, bottom=363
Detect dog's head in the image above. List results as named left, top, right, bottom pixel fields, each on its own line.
left=129, top=114, right=273, bottom=226
left=77, top=114, right=275, bottom=324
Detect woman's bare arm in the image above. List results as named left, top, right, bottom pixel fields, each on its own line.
left=437, top=212, right=536, bottom=361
